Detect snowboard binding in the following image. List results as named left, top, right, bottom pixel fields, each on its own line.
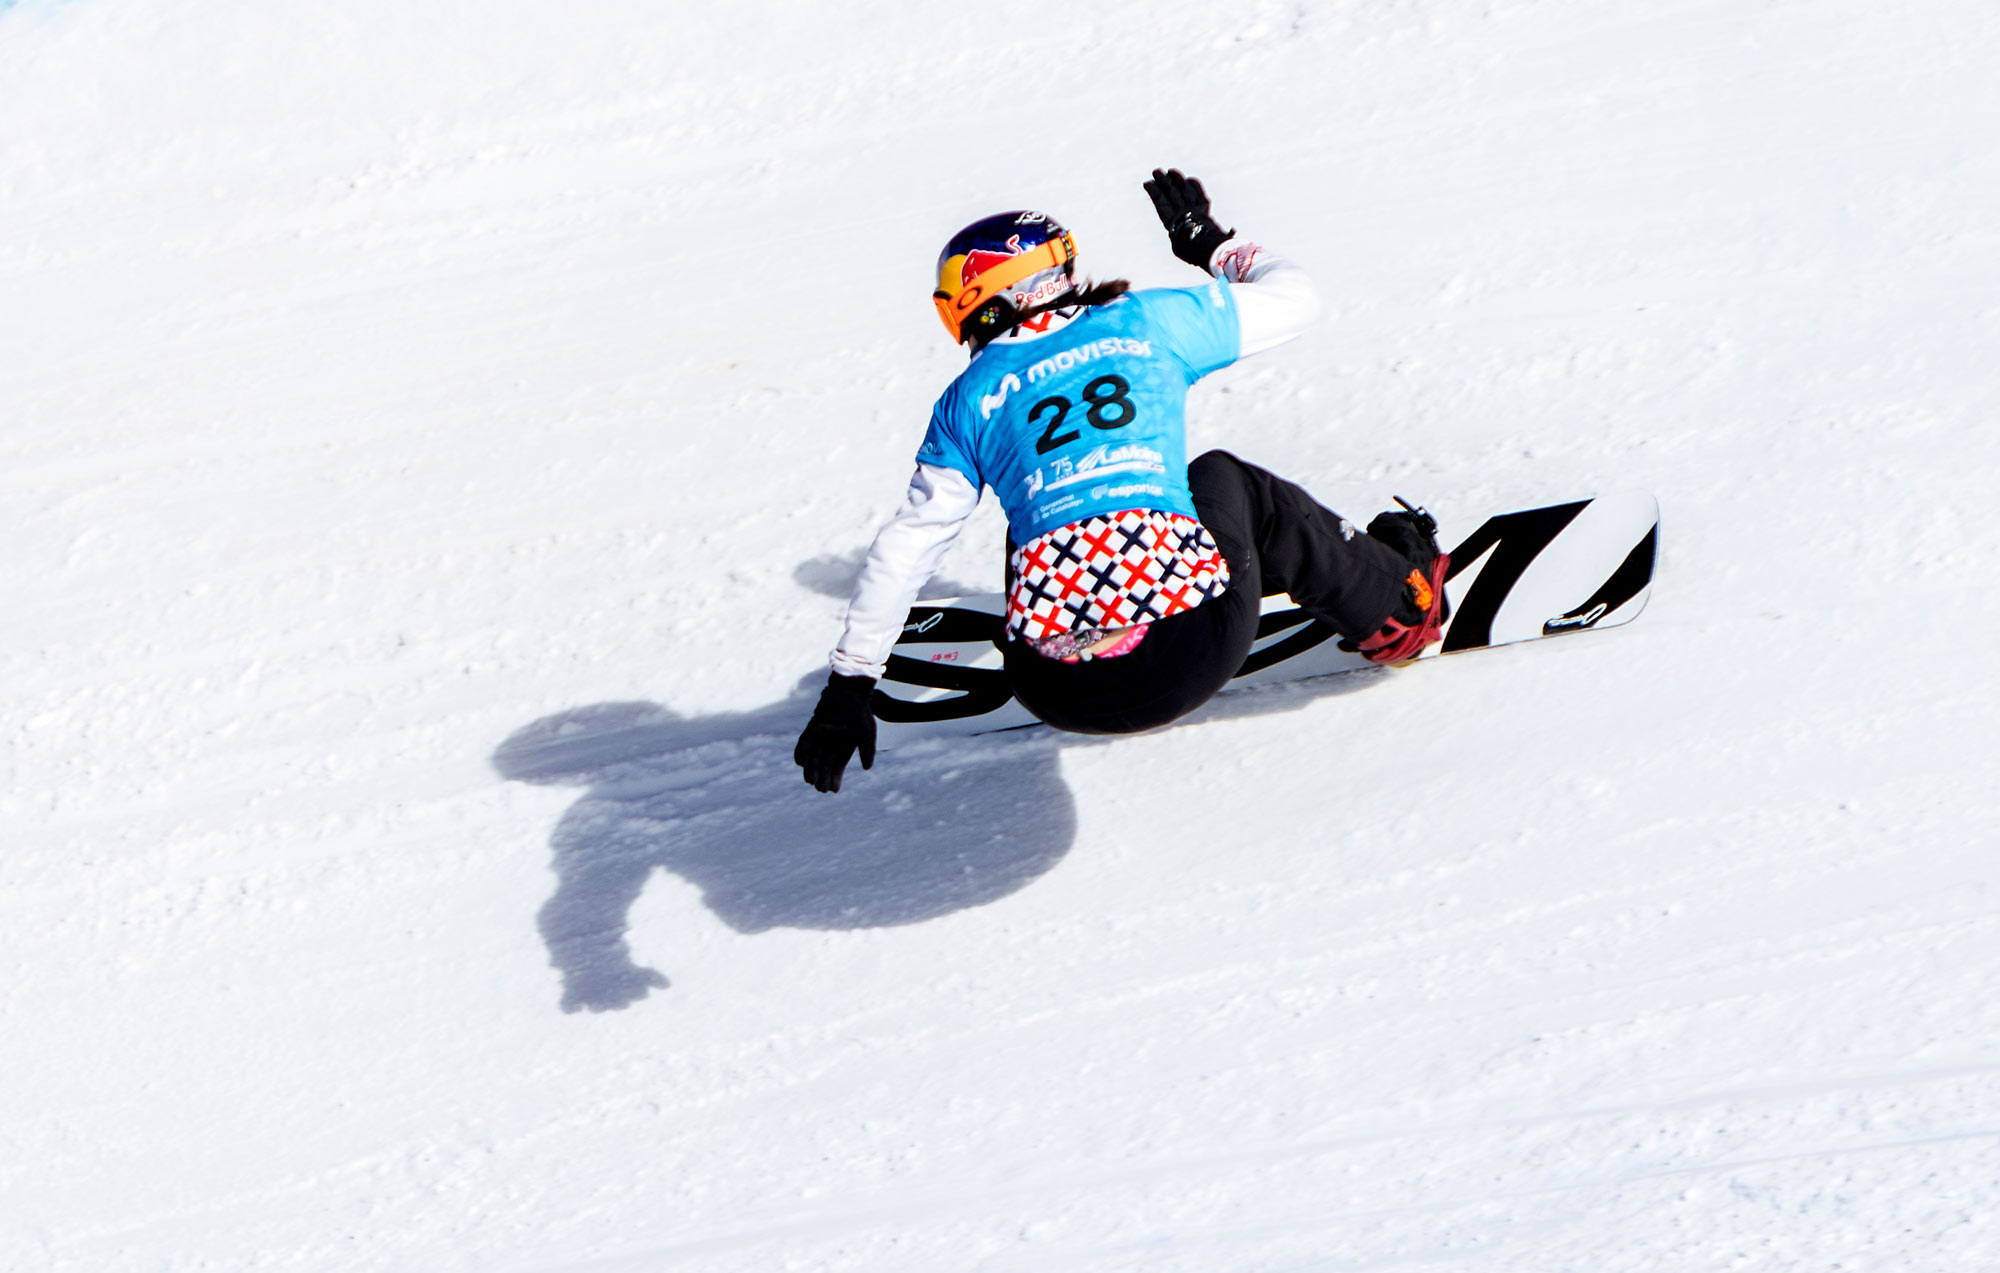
left=1342, top=497, right=1452, bottom=664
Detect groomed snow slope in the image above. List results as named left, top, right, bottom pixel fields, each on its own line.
left=5, top=1, right=2000, bottom=1268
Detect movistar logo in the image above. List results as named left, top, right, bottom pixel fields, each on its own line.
left=1023, top=336, right=1151, bottom=384
left=979, top=372, right=1022, bottom=420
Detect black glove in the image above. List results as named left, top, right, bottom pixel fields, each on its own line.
left=794, top=671, right=878, bottom=793
left=1143, top=167, right=1235, bottom=270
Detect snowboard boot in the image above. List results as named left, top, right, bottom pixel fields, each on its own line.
left=1343, top=498, right=1451, bottom=664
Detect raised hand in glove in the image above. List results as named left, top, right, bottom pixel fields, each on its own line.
left=794, top=671, right=878, bottom=793
left=1143, top=167, right=1236, bottom=270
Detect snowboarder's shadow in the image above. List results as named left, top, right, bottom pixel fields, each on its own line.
left=495, top=543, right=1386, bottom=1013
left=493, top=660, right=1383, bottom=1013
left=491, top=684, right=1078, bottom=1013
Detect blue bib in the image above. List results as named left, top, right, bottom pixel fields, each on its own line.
left=917, top=280, right=1241, bottom=542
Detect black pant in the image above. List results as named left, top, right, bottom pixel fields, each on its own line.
left=1004, top=450, right=1413, bottom=735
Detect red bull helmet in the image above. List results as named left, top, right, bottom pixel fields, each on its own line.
left=933, top=211, right=1076, bottom=345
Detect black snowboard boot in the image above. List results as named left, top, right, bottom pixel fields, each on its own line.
left=1344, top=498, right=1451, bottom=663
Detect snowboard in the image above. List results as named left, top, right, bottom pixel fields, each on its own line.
left=873, top=491, right=1658, bottom=747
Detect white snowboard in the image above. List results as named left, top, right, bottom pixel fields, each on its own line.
left=873, top=492, right=1659, bottom=747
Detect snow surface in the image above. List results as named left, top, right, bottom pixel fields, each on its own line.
left=5, top=0, right=2000, bottom=1268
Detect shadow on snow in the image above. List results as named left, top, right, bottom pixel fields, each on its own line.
left=493, top=642, right=1384, bottom=1015
left=492, top=682, right=1077, bottom=1013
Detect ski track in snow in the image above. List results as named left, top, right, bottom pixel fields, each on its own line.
left=4, top=0, right=2000, bottom=1269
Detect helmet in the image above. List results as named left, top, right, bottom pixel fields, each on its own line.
left=933, top=211, right=1077, bottom=345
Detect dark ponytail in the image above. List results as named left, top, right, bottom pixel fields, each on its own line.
left=1070, top=277, right=1131, bottom=307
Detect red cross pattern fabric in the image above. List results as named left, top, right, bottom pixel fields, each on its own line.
left=1007, top=509, right=1231, bottom=650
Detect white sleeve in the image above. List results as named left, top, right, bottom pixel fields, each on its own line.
left=830, top=462, right=982, bottom=680
left=1208, top=239, right=1324, bottom=359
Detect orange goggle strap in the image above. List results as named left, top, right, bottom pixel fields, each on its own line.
left=932, top=234, right=1074, bottom=341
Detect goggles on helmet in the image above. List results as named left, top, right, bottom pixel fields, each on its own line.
left=932, top=230, right=1075, bottom=344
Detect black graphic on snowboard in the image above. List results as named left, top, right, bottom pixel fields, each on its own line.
left=873, top=492, right=1659, bottom=743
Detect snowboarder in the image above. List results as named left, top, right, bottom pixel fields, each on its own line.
left=796, top=169, right=1449, bottom=792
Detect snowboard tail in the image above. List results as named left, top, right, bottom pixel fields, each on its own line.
left=873, top=491, right=1658, bottom=745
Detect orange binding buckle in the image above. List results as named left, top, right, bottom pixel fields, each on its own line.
left=1406, top=568, right=1435, bottom=613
